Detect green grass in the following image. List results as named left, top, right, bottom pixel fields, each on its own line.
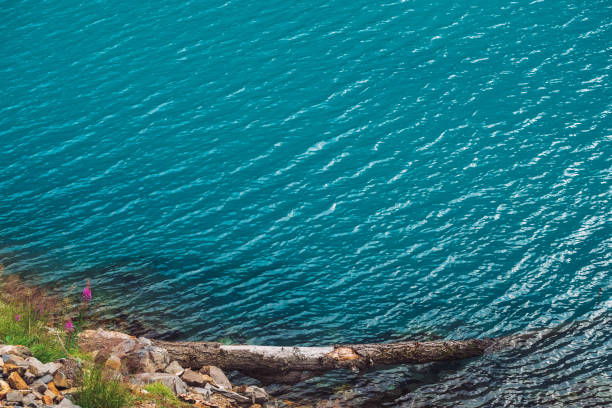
left=69, top=348, right=96, bottom=363
left=73, top=366, right=134, bottom=408
left=0, top=278, right=191, bottom=408
left=0, top=300, right=67, bottom=362
left=142, top=382, right=190, bottom=408
left=144, top=382, right=176, bottom=399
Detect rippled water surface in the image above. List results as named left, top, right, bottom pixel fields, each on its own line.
left=1, top=0, right=611, bottom=406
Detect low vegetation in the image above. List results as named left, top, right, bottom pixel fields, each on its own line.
left=0, top=269, right=283, bottom=408
left=0, top=276, right=69, bottom=362
left=73, top=366, right=134, bottom=408
left=0, top=271, right=137, bottom=408
left=142, top=382, right=190, bottom=408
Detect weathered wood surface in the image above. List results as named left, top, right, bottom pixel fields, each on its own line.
left=78, top=324, right=547, bottom=384
left=152, top=336, right=506, bottom=384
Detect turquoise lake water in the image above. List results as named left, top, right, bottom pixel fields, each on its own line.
left=1, top=0, right=611, bottom=405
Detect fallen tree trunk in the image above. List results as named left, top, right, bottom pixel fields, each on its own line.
left=153, top=336, right=501, bottom=384
left=78, top=326, right=546, bottom=384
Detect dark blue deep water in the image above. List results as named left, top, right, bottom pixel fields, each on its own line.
left=1, top=0, right=611, bottom=406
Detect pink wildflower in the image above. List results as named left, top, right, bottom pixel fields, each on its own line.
left=65, top=320, right=75, bottom=333
left=14, top=314, right=21, bottom=322
left=82, top=279, right=92, bottom=302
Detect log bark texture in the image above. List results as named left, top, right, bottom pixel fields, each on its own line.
left=152, top=337, right=500, bottom=384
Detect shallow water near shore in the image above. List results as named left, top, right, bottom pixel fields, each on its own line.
left=1, top=0, right=611, bottom=406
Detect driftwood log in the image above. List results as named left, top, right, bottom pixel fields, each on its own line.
left=152, top=332, right=531, bottom=384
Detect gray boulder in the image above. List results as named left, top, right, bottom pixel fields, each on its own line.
left=124, top=345, right=170, bottom=374
left=244, top=385, right=270, bottom=402
left=181, top=369, right=209, bottom=387
left=6, top=390, right=25, bottom=404
left=24, top=370, right=36, bottom=384
left=5, top=354, right=27, bottom=365
left=0, top=345, right=33, bottom=358
left=38, top=374, right=54, bottom=384
left=200, top=365, right=232, bottom=390
left=23, top=392, right=43, bottom=408
left=130, top=372, right=187, bottom=395
left=26, top=357, right=60, bottom=377
left=164, top=360, right=184, bottom=376
left=53, top=359, right=82, bottom=389
left=31, top=380, right=48, bottom=394
left=58, top=397, right=82, bottom=407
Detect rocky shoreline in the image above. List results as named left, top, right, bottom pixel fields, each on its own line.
left=1, top=344, right=82, bottom=408
left=0, top=272, right=320, bottom=408
left=1, top=327, right=308, bottom=408
left=79, top=328, right=274, bottom=408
